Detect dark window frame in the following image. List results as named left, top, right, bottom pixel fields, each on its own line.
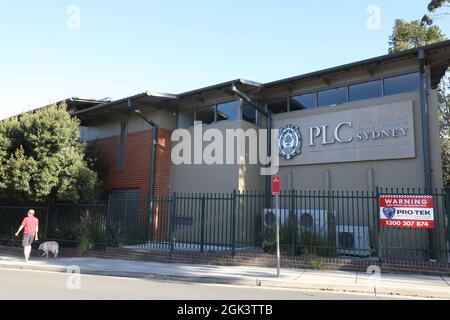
left=382, top=72, right=421, bottom=97
left=289, top=92, right=318, bottom=111
left=267, top=98, right=289, bottom=114
left=117, top=121, right=127, bottom=170
left=216, top=100, right=241, bottom=123
left=317, top=86, right=348, bottom=107
left=348, top=79, right=383, bottom=102
left=263, top=70, right=420, bottom=113
left=195, top=105, right=216, bottom=125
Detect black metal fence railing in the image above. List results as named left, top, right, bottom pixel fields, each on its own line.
left=0, top=187, right=449, bottom=263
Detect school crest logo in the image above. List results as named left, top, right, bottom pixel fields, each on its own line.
left=383, top=207, right=396, bottom=219
left=278, top=124, right=302, bottom=160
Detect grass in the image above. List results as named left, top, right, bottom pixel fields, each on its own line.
left=262, top=226, right=337, bottom=258
left=310, top=260, right=325, bottom=270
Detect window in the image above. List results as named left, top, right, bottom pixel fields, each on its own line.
left=318, top=87, right=347, bottom=107
left=242, top=102, right=256, bottom=124
left=267, top=99, right=288, bottom=114
left=384, top=72, right=420, bottom=96
left=217, top=101, right=239, bottom=122
left=290, top=93, right=316, bottom=111
left=349, top=80, right=382, bottom=102
left=177, top=109, right=195, bottom=128
left=117, top=121, right=127, bottom=169
left=196, top=106, right=215, bottom=125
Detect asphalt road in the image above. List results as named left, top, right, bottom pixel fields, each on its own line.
left=0, top=269, right=409, bottom=300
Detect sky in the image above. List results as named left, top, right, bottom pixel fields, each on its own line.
left=1, top=0, right=449, bottom=119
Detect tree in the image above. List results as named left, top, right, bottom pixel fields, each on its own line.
left=388, top=19, right=450, bottom=186
left=437, top=77, right=450, bottom=186
left=0, top=103, right=101, bottom=203
left=422, top=0, right=450, bottom=25
left=389, top=19, right=445, bottom=53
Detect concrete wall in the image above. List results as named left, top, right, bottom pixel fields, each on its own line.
left=273, top=91, right=443, bottom=191
left=170, top=120, right=249, bottom=194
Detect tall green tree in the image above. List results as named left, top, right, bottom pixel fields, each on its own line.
left=389, top=19, right=445, bottom=53
left=0, top=103, right=101, bottom=203
left=422, top=0, right=450, bottom=25
left=388, top=19, right=450, bottom=186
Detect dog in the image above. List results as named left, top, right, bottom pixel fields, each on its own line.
left=38, top=241, right=59, bottom=258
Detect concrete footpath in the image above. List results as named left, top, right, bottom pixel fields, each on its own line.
left=0, top=254, right=449, bottom=299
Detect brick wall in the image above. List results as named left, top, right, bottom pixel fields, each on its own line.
left=87, top=128, right=172, bottom=241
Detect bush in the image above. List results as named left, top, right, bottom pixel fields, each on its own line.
left=262, top=225, right=336, bottom=258
left=106, top=222, right=126, bottom=248
left=77, top=209, right=107, bottom=254
left=311, top=260, right=325, bottom=270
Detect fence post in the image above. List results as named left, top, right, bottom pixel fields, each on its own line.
left=105, top=196, right=112, bottom=249
left=376, top=186, right=383, bottom=262
left=445, top=188, right=450, bottom=262
left=231, top=190, right=236, bottom=256
left=43, top=205, right=50, bottom=243
left=169, top=192, right=176, bottom=253
left=200, top=195, right=205, bottom=253
left=148, top=194, right=154, bottom=243
left=290, top=189, right=296, bottom=256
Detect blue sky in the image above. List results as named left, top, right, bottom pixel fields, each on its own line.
left=1, top=1, right=449, bottom=119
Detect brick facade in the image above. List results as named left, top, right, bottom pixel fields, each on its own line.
left=87, top=128, right=172, bottom=241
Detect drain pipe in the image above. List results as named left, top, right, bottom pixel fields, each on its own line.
left=231, top=84, right=273, bottom=202
left=418, top=50, right=436, bottom=260
left=128, top=99, right=158, bottom=242
left=419, top=49, right=432, bottom=193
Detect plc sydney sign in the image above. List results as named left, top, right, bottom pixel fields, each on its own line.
left=276, top=101, right=415, bottom=165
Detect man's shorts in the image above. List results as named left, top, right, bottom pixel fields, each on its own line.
left=22, top=234, right=35, bottom=247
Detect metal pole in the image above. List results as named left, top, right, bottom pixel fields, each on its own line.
left=445, top=188, right=450, bottom=262
left=376, top=187, right=383, bottom=262
left=275, top=194, right=281, bottom=278
left=201, top=196, right=205, bottom=253
left=43, top=205, right=50, bottom=243
left=169, top=192, right=176, bottom=253
left=231, top=190, right=237, bottom=256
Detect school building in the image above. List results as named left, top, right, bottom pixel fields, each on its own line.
left=64, top=41, right=450, bottom=259
left=72, top=41, right=450, bottom=197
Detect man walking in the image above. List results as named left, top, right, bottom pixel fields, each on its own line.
left=15, top=209, right=39, bottom=262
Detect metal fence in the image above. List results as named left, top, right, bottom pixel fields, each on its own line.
left=0, top=187, right=449, bottom=263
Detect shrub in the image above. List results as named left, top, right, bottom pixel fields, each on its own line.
left=311, top=260, right=325, bottom=270
left=77, top=209, right=107, bottom=254
left=106, top=222, right=126, bottom=248
left=262, top=225, right=336, bottom=258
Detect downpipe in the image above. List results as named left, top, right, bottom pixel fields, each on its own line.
left=128, top=100, right=158, bottom=242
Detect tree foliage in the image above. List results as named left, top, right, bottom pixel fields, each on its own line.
left=437, top=77, right=450, bottom=186
left=0, top=104, right=101, bottom=203
left=388, top=19, right=445, bottom=53
left=422, top=0, right=450, bottom=25
left=388, top=19, right=450, bottom=186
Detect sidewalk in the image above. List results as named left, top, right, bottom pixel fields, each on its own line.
left=0, top=254, right=449, bottom=299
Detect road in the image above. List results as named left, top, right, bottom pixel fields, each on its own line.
left=0, top=269, right=410, bottom=300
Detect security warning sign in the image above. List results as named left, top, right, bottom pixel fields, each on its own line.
left=379, top=195, right=434, bottom=229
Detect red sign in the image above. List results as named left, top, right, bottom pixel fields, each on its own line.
left=379, top=195, right=434, bottom=229
left=272, top=176, right=281, bottom=195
